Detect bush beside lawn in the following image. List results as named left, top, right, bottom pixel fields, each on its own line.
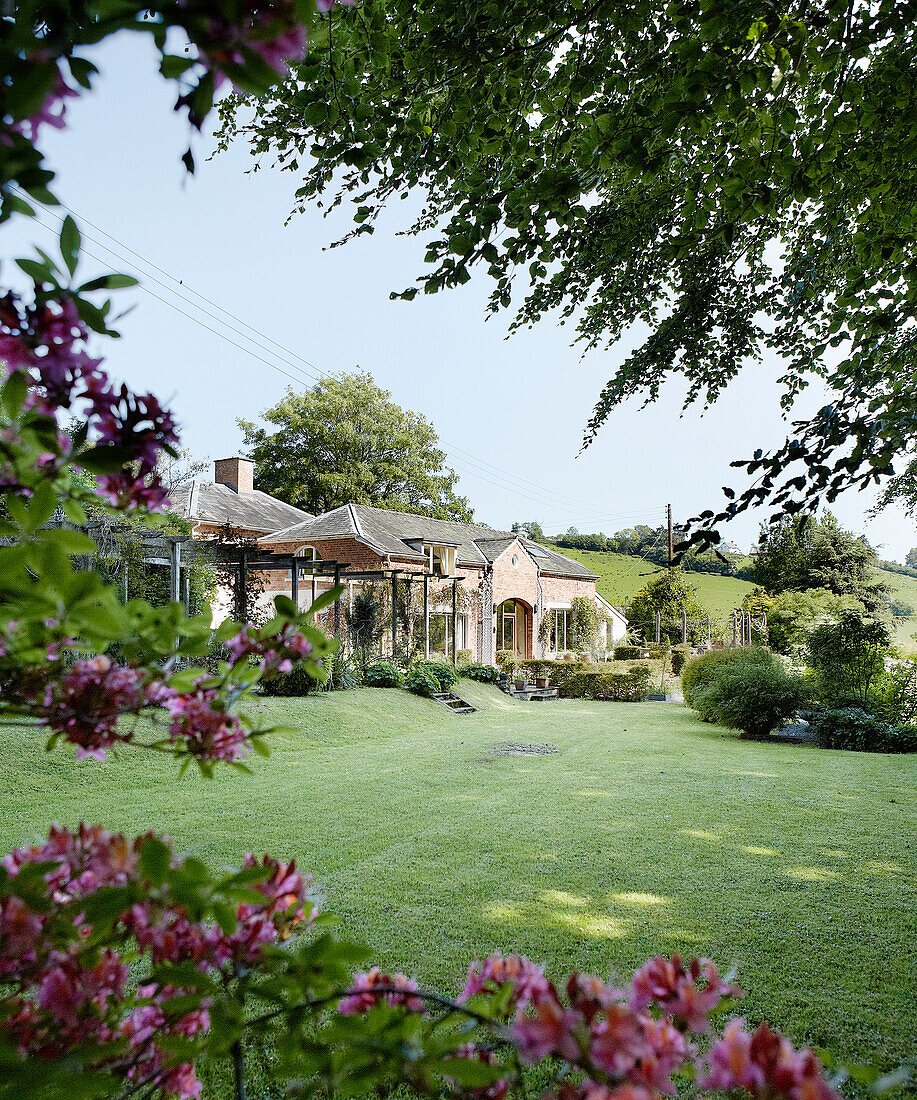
left=1, top=687, right=914, bottom=1086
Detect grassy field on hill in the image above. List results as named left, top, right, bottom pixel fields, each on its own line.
left=3, top=684, right=915, bottom=1092
left=548, top=543, right=917, bottom=647
left=545, top=543, right=758, bottom=621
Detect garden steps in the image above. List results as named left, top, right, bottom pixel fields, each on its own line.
left=432, top=691, right=476, bottom=715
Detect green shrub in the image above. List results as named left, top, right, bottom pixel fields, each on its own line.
left=808, top=612, right=891, bottom=708
left=690, top=657, right=811, bottom=739
left=681, top=647, right=777, bottom=716
left=405, top=667, right=441, bottom=697
left=517, top=659, right=591, bottom=689
left=670, top=646, right=690, bottom=676
left=416, top=661, right=458, bottom=690
left=322, top=650, right=362, bottom=692
left=457, top=649, right=473, bottom=666
left=809, top=708, right=917, bottom=753
left=461, top=663, right=501, bottom=684
left=614, top=645, right=641, bottom=660
left=260, top=665, right=321, bottom=697
left=363, top=661, right=404, bottom=687
left=495, top=649, right=516, bottom=671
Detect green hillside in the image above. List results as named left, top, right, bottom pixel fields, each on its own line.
left=547, top=543, right=917, bottom=646
left=545, top=543, right=756, bottom=621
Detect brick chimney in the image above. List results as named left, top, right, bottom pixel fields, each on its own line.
left=214, top=456, right=254, bottom=494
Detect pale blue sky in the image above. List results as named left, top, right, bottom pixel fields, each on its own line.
left=9, top=32, right=914, bottom=559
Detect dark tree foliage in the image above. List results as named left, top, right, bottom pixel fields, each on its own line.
left=752, top=511, right=887, bottom=611
left=807, top=611, right=892, bottom=708
left=221, top=0, right=916, bottom=545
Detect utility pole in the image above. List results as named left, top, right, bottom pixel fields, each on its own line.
left=667, top=504, right=674, bottom=569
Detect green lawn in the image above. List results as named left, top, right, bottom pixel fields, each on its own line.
left=2, top=685, right=915, bottom=1089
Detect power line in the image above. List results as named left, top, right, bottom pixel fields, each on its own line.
left=20, top=192, right=669, bottom=524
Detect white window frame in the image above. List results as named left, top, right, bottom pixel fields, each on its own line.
left=425, top=544, right=455, bottom=577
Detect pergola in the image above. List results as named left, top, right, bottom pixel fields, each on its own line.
left=121, top=533, right=465, bottom=663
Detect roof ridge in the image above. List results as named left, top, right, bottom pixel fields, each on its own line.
left=347, top=502, right=363, bottom=537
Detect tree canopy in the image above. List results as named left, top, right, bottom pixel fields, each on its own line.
left=752, top=512, right=886, bottom=610
left=627, top=570, right=708, bottom=645
left=223, top=0, right=916, bottom=543
left=238, top=371, right=472, bottom=520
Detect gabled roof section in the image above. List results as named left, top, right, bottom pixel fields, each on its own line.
left=170, top=483, right=312, bottom=535
left=264, top=504, right=598, bottom=579
left=519, top=538, right=597, bottom=579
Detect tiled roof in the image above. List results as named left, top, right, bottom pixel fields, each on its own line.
left=263, top=504, right=596, bottom=579
left=170, top=483, right=312, bottom=534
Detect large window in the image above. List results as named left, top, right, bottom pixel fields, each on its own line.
left=548, top=608, right=572, bottom=653
left=429, top=613, right=466, bottom=658
left=425, top=544, right=456, bottom=577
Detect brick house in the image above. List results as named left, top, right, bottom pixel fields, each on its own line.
left=172, top=458, right=626, bottom=662
left=259, top=503, right=627, bottom=663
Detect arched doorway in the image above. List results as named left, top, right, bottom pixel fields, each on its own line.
left=496, top=598, right=532, bottom=659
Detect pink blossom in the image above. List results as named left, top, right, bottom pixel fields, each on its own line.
left=11, top=72, right=80, bottom=141
left=338, top=967, right=425, bottom=1015
left=459, top=953, right=551, bottom=1008
left=41, top=656, right=147, bottom=759
left=628, top=955, right=738, bottom=1033
left=226, top=621, right=313, bottom=676
left=512, top=994, right=583, bottom=1063
left=703, top=1019, right=838, bottom=1100
left=165, top=687, right=250, bottom=762
left=629, top=1017, right=688, bottom=1094
left=588, top=1003, right=648, bottom=1079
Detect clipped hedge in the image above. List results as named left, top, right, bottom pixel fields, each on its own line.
left=363, top=661, right=404, bottom=687
left=461, top=663, right=501, bottom=684
left=516, top=660, right=591, bottom=689
left=670, top=646, right=691, bottom=676
left=809, top=708, right=917, bottom=753
left=559, top=666, right=651, bottom=701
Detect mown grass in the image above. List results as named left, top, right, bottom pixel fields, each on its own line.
left=2, top=685, right=915, bottom=1091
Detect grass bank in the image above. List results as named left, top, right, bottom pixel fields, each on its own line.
left=2, top=685, right=915, bottom=1084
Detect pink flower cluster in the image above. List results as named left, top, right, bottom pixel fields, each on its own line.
left=226, top=621, right=313, bottom=675
left=192, top=0, right=356, bottom=88
left=338, top=967, right=425, bottom=1015
left=448, top=954, right=837, bottom=1100
left=41, top=655, right=157, bottom=760
left=164, top=685, right=251, bottom=762
left=628, top=954, right=738, bottom=1033
left=0, top=825, right=315, bottom=1099
left=703, top=1019, right=837, bottom=1100
left=28, top=656, right=259, bottom=765
left=0, top=292, right=178, bottom=511
left=9, top=70, right=79, bottom=142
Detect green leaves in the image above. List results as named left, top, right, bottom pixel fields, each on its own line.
left=59, top=214, right=80, bottom=276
